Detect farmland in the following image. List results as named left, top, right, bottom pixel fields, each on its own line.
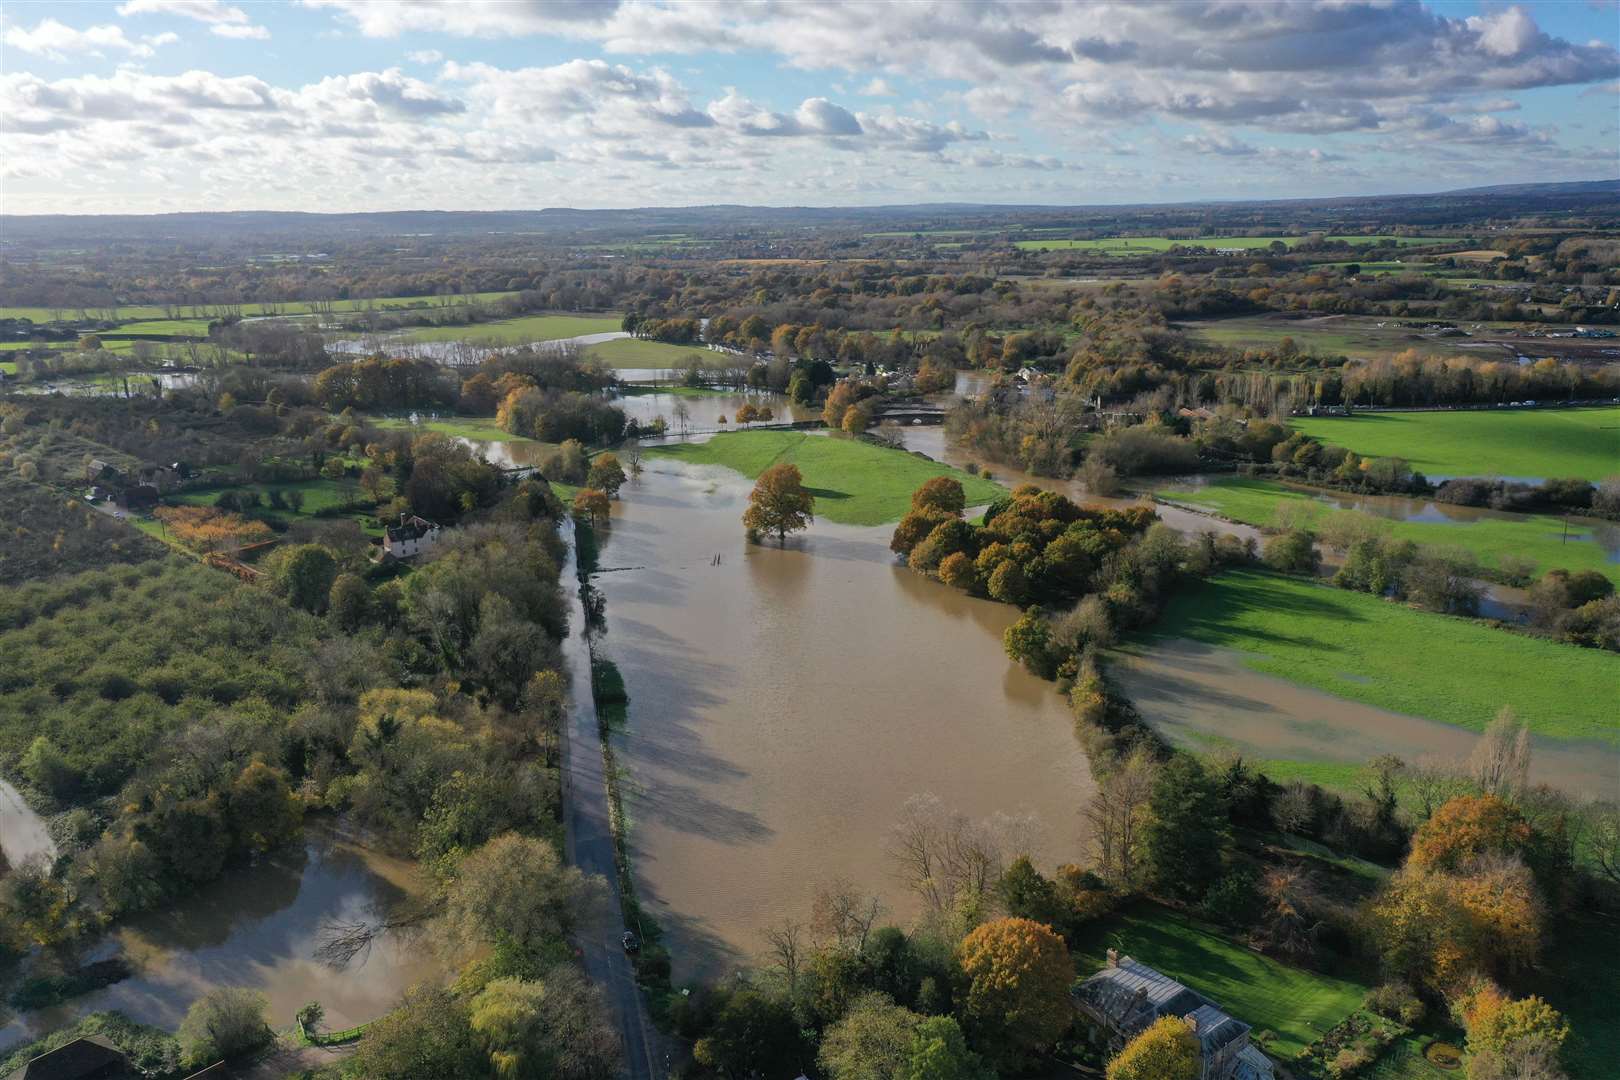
left=0, top=290, right=522, bottom=325
left=583, top=336, right=712, bottom=369
left=394, top=312, right=622, bottom=345
left=1015, top=234, right=1464, bottom=252
left=1292, top=408, right=1620, bottom=481
left=1147, top=569, right=1619, bottom=745
left=1154, top=476, right=1620, bottom=584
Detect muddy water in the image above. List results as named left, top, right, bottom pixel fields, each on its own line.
left=589, top=462, right=1092, bottom=980
left=0, top=824, right=448, bottom=1050
left=612, top=388, right=812, bottom=433
left=1114, top=641, right=1619, bottom=800
left=0, top=779, right=56, bottom=869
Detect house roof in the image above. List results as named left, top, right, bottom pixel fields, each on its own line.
left=1075, top=956, right=1252, bottom=1052
left=6, top=1035, right=128, bottom=1080
left=385, top=515, right=439, bottom=543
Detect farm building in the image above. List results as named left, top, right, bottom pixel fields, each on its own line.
left=1073, top=951, right=1275, bottom=1080
left=4, top=1035, right=129, bottom=1080
left=382, top=513, right=442, bottom=559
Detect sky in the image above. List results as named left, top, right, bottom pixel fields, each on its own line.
left=2, top=0, right=1617, bottom=215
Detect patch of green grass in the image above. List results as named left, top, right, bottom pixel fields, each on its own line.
left=1155, top=476, right=1620, bottom=584
left=585, top=337, right=711, bottom=369
left=1072, top=902, right=1366, bottom=1059
left=1530, top=911, right=1620, bottom=1080
left=1017, top=235, right=1462, bottom=253
left=618, top=384, right=735, bottom=398
left=373, top=415, right=534, bottom=442
left=101, top=318, right=213, bottom=337
left=1151, top=569, right=1620, bottom=746
left=398, top=313, right=622, bottom=345
left=1292, top=408, right=1620, bottom=481
left=0, top=290, right=521, bottom=325
left=645, top=430, right=1006, bottom=525
left=170, top=478, right=381, bottom=532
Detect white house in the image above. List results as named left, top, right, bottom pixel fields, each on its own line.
left=382, top=513, right=442, bottom=559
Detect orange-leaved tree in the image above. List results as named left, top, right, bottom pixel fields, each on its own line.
left=743, top=463, right=814, bottom=544
left=1408, top=794, right=1532, bottom=873
left=957, top=916, right=1072, bottom=1063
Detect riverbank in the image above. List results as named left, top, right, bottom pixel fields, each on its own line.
left=645, top=430, right=1004, bottom=525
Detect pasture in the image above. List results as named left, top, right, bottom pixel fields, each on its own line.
left=397, top=313, right=623, bottom=345
left=584, top=336, right=713, bottom=369
left=645, top=430, right=1005, bottom=525
left=1015, top=234, right=1463, bottom=253
left=1292, top=407, right=1620, bottom=481
left=0, top=290, right=522, bottom=325
left=1149, top=569, right=1620, bottom=745
left=1154, top=476, right=1620, bottom=584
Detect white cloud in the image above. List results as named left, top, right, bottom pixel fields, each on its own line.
left=117, top=0, right=271, bottom=39
left=3, top=19, right=165, bottom=61
left=406, top=49, right=443, bottom=64
left=859, top=77, right=896, bottom=97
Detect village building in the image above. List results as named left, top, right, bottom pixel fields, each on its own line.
left=1073, top=952, right=1275, bottom=1080
left=382, top=513, right=442, bottom=559
left=4, top=1036, right=129, bottom=1080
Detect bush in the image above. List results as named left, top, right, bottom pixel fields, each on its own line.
left=1328, top=1044, right=1375, bottom=1078
left=1365, top=982, right=1425, bottom=1026
left=1263, top=529, right=1319, bottom=574
left=177, top=987, right=271, bottom=1065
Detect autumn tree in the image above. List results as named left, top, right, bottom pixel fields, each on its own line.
left=1084, top=746, right=1158, bottom=891
left=912, top=476, right=966, bottom=516
left=469, top=971, right=621, bottom=1080
left=586, top=453, right=627, bottom=497
left=1107, top=1015, right=1200, bottom=1080
left=957, top=917, right=1072, bottom=1062
left=1469, top=707, right=1532, bottom=801
left=1409, top=795, right=1532, bottom=873
left=443, top=833, right=597, bottom=962
left=735, top=402, right=759, bottom=425
left=1458, top=985, right=1570, bottom=1080
left=743, top=462, right=814, bottom=543
left=572, top=488, right=611, bottom=524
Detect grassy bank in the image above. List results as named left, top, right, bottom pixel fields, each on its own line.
left=1072, top=902, right=1366, bottom=1059
left=1150, top=569, right=1619, bottom=746
left=1291, top=408, right=1620, bottom=481
left=585, top=337, right=710, bottom=369
left=399, top=313, right=622, bottom=345
left=645, top=430, right=1005, bottom=525
left=1155, top=476, right=1620, bottom=584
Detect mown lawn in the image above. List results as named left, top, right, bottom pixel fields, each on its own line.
left=1155, top=476, right=1620, bottom=584
left=1071, top=902, right=1366, bottom=1059
left=170, top=477, right=381, bottom=532
left=645, top=430, right=1005, bottom=525
left=399, top=313, right=622, bottom=345
left=1292, top=408, right=1620, bottom=481
left=1151, top=569, right=1620, bottom=746
left=585, top=337, right=711, bottom=369
left=1530, top=911, right=1620, bottom=1080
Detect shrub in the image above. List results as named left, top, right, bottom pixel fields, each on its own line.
left=1365, top=982, right=1425, bottom=1026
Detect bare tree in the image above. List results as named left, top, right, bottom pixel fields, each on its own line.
left=1470, top=706, right=1532, bottom=801
left=887, top=793, right=1007, bottom=917
left=763, top=918, right=806, bottom=991
left=1083, top=747, right=1158, bottom=890
left=810, top=878, right=884, bottom=952
left=1587, top=801, right=1620, bottom=886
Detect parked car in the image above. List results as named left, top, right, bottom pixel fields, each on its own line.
left=622, top=930, right=641, bottom=953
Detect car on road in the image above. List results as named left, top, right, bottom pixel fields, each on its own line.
left=622, top=930, right=641, bottom=953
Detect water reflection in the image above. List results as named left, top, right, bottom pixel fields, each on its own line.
left=0, top=779, right=56, bottom=868
left=1, top=824, right=447, bottom=1050
left=590, top=463, right=1093, bottom=979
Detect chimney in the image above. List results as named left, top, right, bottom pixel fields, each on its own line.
left=400, top=512, right=407, bottom=526
left=1106, top=948, right=1119, bottom=968
left=1186, top=1013, right=1198, bottom=1034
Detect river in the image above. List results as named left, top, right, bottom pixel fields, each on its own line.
left=587, top=458, right=1093, bottom=980
left=0, top=823, right=448, bottom=1051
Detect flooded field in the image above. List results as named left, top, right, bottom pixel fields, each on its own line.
left=589, top=460, right=1092, bottom=979
left=612, top=387, right=811, bottom=432
left=1, top=824, right=447, bottom=1049
left=1114, top=640, right=1619, bottom=800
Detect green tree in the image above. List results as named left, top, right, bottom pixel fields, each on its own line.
left=1002, top=610, right=1055, bottom=679
left=328, top=572, right=370, bottom=631
left=1106, top=1015, right=1199, bottom=1080
left=176, top=988, right=270, bottom=1067
left=225, top=759, right=302, bottom=856
left=693, top=990, right=805, bottom=1077
left=908, top=1016, right=991, bottom=1080
left=743, top=462, right=815, bottom=543
left=996, top=856, right=1065, bottom=932
left=469, top=971, right=621, bottom=1080
left=443, top=833, right=595, bottom=962
left=1142, top=754, right=1229, bottom=901
left=349, top=986, right=484, bottom=1080
left=263, top=544, right=339, bottom=614
left=818, top=992, right=922, bottom=1079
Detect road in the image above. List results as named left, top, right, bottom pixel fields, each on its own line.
left=560, top=525, right=666, bottom=1080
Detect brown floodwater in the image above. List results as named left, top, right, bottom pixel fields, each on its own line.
left=0, top=823, right=449, bottom=1050
left=611, top=388, right=812, bottom=433
left=589, top=461, right=1093, bottom=980
left=1114, top=640, right=1620, bottom=801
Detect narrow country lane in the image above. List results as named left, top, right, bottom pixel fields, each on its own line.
left=559, top=523, right=666, bottom=1080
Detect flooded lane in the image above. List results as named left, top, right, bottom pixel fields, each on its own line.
left=1114, top=640, right=1619, bottom=800
left=591, top=463, right=1093, bottom=979
left=1, top=824, right=448, bottom=1050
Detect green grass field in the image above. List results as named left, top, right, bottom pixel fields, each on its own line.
left=1292, top=408, right=1620, bottom=481
left=1016, top=235, right=1462, bottom=253
left=645, top=430, right=1005, bottom=525
left=1531, top=911, right=1620, bottom=1080
left=1182, top=314, right=1481, bottom=359
left=0, top=290, right=521, bottom=325
left=1072, top=903, right=1366, bottom=1058
left=584, top=337, right=711, bottom=369
left=1151, top=569, right=1619, bottom=746
left=398, top=313, right=622, bottom=346
left=372, top=415, right=534, bottom=442
left=100, top=318, right=213, bottom=337
left=1155, top=476, right=1620, bottom=584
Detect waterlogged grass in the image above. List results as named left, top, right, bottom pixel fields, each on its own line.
left=399, top=313, right=622, bottom=345
left=373, top=415, right=533, bottom=442
left=1072, top=902, right=1366, bottom=1059
left=585, top=336, right=711, bottom=369
left=1292, top=408, right=1620, bottom=481
left=1016, top=235, right=1462, bottom=253
left=1152, top=569, right=1620, bottom=746
left=1155, top=476, right=1620, bottom=584
left=645, top=430, right=1005, bottom=525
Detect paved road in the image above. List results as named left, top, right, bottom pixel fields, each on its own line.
left=560, top=529, right=665, bottom=1080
